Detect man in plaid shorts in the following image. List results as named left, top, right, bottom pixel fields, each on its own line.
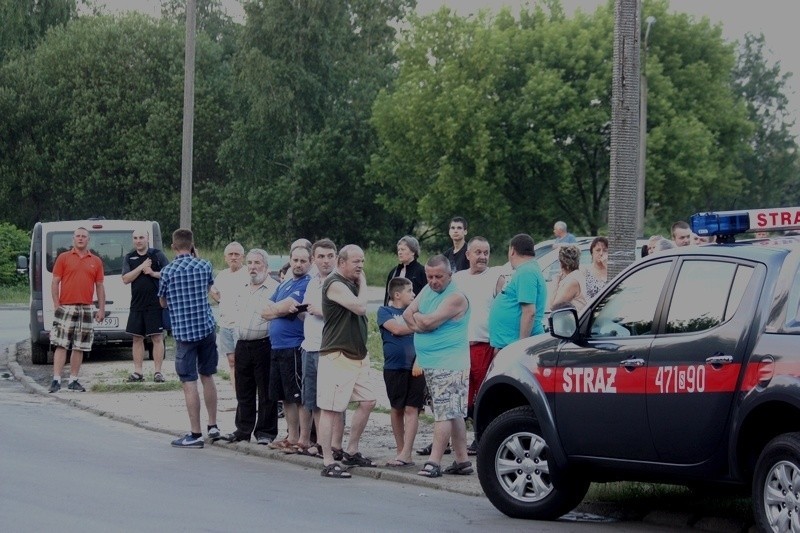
left=48, top=227, right=106, bottom=393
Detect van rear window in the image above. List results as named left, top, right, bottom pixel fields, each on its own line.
left=47, top=231, right=132, bottom=275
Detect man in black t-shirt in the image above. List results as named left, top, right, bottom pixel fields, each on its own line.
left=443, top=216, right=469, bottom=272
left=122, top=229, right=170, bottom=382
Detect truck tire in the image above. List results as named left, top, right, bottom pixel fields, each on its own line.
left=477, top=406, right=589, bottom=520
left=31, top=341, right=49, bottom=365
left=753, top=432, right=800, bottom=532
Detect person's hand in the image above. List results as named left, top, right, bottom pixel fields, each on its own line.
left=308, top=303, right=321, bottom=316
left=142, top=258, right=153, bottom=275
left=412, top=363, right=423, bottom=377
left=94, top=310, right=106, bottom=323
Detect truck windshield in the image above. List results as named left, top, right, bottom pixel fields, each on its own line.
left=46, top=231, right=132, bottom=275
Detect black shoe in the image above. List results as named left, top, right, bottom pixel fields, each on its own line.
left=220, top=432, right=249, bottom=443
left=416, top=443, right=452, bottom=456
left=467, top=440, right=478, bottom=456
left=67, top=380, right=86, bottom=392
left=48, top=380, right=61, bottom=393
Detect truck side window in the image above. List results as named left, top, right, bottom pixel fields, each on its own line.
left=787, top=264, right=800, bottom=329
left=589, top=262, right=671, bottom=337
left=664, top=261, right=753, bottom=334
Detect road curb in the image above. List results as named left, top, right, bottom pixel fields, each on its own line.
left=4, top=339, right=484, bottom=497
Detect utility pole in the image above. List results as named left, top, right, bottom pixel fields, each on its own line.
left=635, top=15, right=656, bottom=239
left=607, top=0, right=641, bottom=279
left=180, top=0, right=197, bottom=230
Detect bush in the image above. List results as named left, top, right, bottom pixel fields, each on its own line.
left=0, top=222, right=30, bottom=286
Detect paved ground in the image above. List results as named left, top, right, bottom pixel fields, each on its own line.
left=4, top=327, right=756, bottom=532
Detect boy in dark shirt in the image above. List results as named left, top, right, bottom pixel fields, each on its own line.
left=378, top=277, right=425, bottom=467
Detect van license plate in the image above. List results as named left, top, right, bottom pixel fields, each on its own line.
left=99, top=317, right=118, bottom=328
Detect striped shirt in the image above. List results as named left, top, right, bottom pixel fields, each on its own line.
left=158, top=254, right=215, bottom=342
left=237, top=278, right=279, bottom=340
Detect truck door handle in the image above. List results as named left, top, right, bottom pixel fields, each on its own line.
left=705, top=354, right=733, bottom=368
left=619, top=358, right=645, bottom=368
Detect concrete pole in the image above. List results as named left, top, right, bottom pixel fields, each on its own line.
left=180, top=0, right=197, bottom=230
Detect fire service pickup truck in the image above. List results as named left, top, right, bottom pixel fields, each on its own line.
left=474, top=207, right=800, bottom=532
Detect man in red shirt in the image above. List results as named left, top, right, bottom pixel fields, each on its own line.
left=49, top=227, right=106, bottom=393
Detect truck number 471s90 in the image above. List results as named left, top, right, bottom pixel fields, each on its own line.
left=654, top=365, right=706, bottom=393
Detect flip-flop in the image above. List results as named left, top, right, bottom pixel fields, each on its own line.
left=386, top=459, right=415, bottom=467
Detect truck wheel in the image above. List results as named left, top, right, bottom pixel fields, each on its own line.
left=753, top=432, right=800, bottom=532
left=31, top=341, right=49, bottom=365
left=477, top=406, right=589, bottom=520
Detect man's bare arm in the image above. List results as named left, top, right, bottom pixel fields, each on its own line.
left=95, top=282, right=106, bottom=321
left=327, top=274, right=368, bottom=316
left=414, top=293, right=468, bottom=332
left=519, top=302, right=535, bottom=340
left=51, top=276, right=61, bottom=310
left=402, top=296, right=422, bottom=332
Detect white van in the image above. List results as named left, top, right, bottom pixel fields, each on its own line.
left=22, top=219, right=163, bottom=364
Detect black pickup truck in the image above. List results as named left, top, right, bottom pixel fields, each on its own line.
left=474, top=207, right=800, bottom=532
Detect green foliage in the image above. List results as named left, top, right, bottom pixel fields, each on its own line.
left=218, top=0, right=415, bottom=248
left=0, top=222, right=29, bottom=286
left=0, top=12, right=235, bottom=241
left=0, top=0, right=76, bottom=60
left=369, top=1, right=759, bottom=243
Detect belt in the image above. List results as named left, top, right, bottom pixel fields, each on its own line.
left=238, top=337, right=269, bottom=344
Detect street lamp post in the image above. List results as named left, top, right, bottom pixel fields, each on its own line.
left=636, top=15, right=656, bottom=239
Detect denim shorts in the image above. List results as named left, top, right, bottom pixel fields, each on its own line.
left=217, top=326, right=238, bottom=355
left=301, top=349, right=320, bottom=410
left=175, top=332, right=218, bottom=382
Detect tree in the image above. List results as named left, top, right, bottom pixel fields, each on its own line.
left=218, top=0, right=415, bottom=248
left=0, top=13, right=235, bottom=239
left=732, top=32, right=799, bottom=208
left=0, top=0, right=76, bottom=60
left=369, top=0, right=755, bottom=244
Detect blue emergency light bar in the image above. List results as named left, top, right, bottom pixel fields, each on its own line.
left=691, top=211, right=750, bottom=237
left=691, top=207, right=800, bottom=239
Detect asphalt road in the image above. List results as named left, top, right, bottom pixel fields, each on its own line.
left=0, top=363, right=682, bottom=533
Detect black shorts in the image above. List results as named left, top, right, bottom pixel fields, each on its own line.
left=269, top=347, right=303, bottom=404
left=126, top=308, right=164, bottom=337
left=383, top=369, right=426, bottom=410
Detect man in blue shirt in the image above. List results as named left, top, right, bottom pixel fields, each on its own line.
left=158, top=228, right=220, bottom=449
left=261, top=245, right=312, bottom=452
left=553, top=221, right=577, bottom=244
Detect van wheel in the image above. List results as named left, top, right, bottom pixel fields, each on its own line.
left=477, top=406, right=589, bottom=520
left=31, top=342, right=49, bottom=365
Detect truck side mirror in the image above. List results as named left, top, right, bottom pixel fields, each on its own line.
left=16, top=255, right=28, bottom=275
left=549, top=307, right=579, bottom=341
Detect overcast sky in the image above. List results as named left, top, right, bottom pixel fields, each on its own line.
left=93, top=0, right=800, bottom=136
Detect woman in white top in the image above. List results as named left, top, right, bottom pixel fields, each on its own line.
left=583, top=237, right=608, bottom=299
left=549, top=244, right=587, bottom=312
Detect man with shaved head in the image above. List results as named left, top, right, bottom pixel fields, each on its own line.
left=122, top=228, right=170, bottom=382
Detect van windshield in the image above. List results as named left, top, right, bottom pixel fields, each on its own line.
left=46, top=231, right=132, bottom=275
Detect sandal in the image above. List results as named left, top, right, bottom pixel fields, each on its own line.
left=153, top=372, right=165, bottom=383
left=417, top=461, right=442, bottom=478
left=267, top=439, right=297, bottom=452
left=126, top=372, right=144, bottom=383
left=342, top=451, right=377, bottom=467
left=331, top=447, right=344, bottom=461
left=443, top=460, right=474, bottom=475
left=294, top=443, right=323, bottom=458
left=416, top=443, right=452, bottom=456
left=321, top=462, right=351, bottom=479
